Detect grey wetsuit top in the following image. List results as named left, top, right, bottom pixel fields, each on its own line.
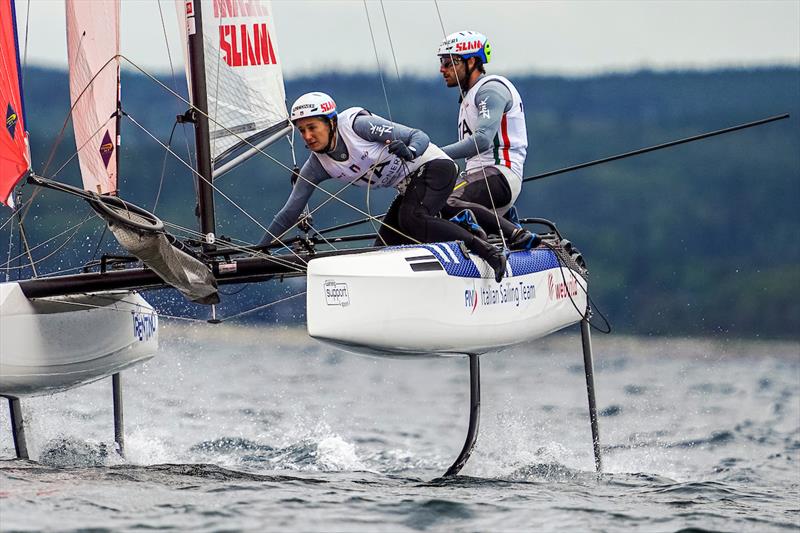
left=440, top=79, right=513, bottom=160
left=262, top=112, right=429, bottom=243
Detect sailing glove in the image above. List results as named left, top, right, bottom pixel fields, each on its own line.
left=387, top=139, right=416, bottom=161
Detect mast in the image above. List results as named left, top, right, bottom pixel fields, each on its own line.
left=185, top=0, right=216, bottom=249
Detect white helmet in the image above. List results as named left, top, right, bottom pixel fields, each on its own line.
left=290, top=92, right=337, bottom=123
left=436, top=31, right=491, bottom=64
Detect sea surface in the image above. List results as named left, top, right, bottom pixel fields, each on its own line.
left=0, top=324, right=798, bottom=532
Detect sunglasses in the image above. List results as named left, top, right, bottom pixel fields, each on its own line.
left=439, top=56, right=463, bottom=68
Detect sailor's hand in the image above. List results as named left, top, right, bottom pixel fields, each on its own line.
left=386, top=139, right=416, bottom=161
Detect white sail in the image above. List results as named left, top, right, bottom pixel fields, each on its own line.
left=66, top=0, right=120, bottom=195
left=177, top=0, right=289, bottom=167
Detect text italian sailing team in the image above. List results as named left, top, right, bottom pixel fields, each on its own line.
left=259, top=31, right=539, bottom=283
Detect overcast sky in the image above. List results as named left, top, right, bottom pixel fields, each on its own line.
left=14, top=0, right=800, bottom=78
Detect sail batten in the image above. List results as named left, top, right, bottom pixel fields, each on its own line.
left=178, top=0, right=288, bottom=169
left=0, top=0, right=30, bottom=208
left=66, top=0, right=120, bottom=195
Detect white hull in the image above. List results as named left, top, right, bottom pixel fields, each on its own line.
left=0, top=283, right=158, bottom=397
left=307, top=243, right=587, bottom=357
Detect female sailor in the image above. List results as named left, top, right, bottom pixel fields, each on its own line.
left=258, top=92, right=507, bottom=282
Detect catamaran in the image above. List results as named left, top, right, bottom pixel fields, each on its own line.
left=1, top=0, right=786, bottom=477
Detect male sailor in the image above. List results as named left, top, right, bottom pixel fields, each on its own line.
left=257, top=92, right=507, bottom=282
left=437, top=31, right=539, bottom=250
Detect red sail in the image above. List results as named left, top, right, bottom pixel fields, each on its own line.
left=0, top=0, right=29, bottom=207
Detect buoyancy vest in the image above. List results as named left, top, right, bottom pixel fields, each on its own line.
left=315, top=107, right=447, bottom=189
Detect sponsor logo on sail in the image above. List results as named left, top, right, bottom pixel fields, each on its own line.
left=99, top=130, right=114, bottom=168
left=548, top=272, right=579, bottom=301
left=219, top=23, right=277, bottom=67
left=324, top=280, right=350, bottom=307
left=6, top=104, right=18, bottom=139
left=212, top=0, right=268, bottom=18
left=132, top=311, right=158, bottom=342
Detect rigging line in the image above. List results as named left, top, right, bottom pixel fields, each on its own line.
left=123, top=114, right=308, bottom=268
left=17, top=219, right=37, bottom=277
left=0, top=214, right=95, bottom=270
left=41, top=32, right=110, bottom=176
left=155, top=211, right=306, bottom=273
left=160, top=221, right=307, bottom=274
left=27, top=296, right=206, bottom=324
left=364, top=145, right=390, bottom=246
left=217, top=291, right=306, bottom=323
left=153, top=120, right=178, bottom=212
left=20, top=53, right=123, bottom=227
left=287, top=113, right=316, bottom=249
left=116, top=56, right=410, bottom=249
left=4, top=197, right=14, bottom=282
left=289, top=127, right=298, bottom=167
left=48, top=114, right=117, bottom=181
left=0, top=215, right=95, bottom=275
left=156, top=0, right=195, bottom=179
left=277, top=146, right=420, bottom=249
left=0, top=196, right=33, bottom=232
left=304, top=223, right=336, bottom=250
left=87, top=224, right=108, bottom=264
left=362, top=0, right=396, bottom=128
left=432, top=1, right=508, bottom=250
left=378, top=0, right=402, bottom=81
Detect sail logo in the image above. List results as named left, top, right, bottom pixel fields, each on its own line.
left=99, top=130, right=114, bottom=168
left=6, top=104, right=18, bottom=139
left=548, top=272, right=579, bottom=301
left=219, top=23, right=277, bottom=67
left=324, top=280, right=350, bottom=307
left=212, top=0, right=268, bottom=18
left=132, top=311, right=158, bottom=342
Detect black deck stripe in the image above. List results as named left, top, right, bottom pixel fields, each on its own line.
left=405, top=254, right=437, bottom=262
left=410, top=262, right=444, bottom=272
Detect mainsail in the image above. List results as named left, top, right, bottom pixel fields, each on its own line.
left=177, top=0, right=290, bottom=169
left=0, top=0, right=30, bottom=207
left=66, top=0, right=120, bottom=195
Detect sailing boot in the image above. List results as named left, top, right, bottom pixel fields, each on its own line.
left=509, top=227, right=541, bottom=250
left=470, top=238, right=507, bottom=283
left=450, top=209, right=488, bottom=241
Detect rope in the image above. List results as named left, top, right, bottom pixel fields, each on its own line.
left=0, top=215, right=95, bottom=274
left=123, top=113, right=310, bottom=268
left=156, top=0, right=195, bottom=181
left=362, top=0, right=396, bottom=127
left=28, top=294, right=203, bottom=323
left=378, top=1, right=402, bottom=81
left=153, top=120, right=178, bottom=212
left=114, top=55, right=417, bottom=252
left=541, top=240, right=611, bottom=334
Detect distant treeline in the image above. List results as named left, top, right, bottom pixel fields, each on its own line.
left=6, top=66, right=800, bottom=339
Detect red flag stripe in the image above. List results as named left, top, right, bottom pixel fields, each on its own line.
left=500, top=114, right=511, bottom=168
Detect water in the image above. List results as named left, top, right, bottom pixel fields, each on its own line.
left=1, top=324, right=798, bottom=531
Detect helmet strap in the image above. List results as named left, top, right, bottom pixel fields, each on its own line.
left=463, top=58, right=480, bottom=90
left=323, top=117, right=338, bottom=153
